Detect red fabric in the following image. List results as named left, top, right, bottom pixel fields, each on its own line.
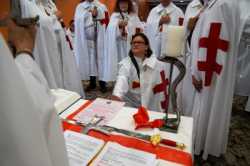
left=198, top=23, right=229, bottom=86
left=152, top=70, right=169, bottom=110
left=133, top=106, right=165, bottom=129
left=179, top=17, right=184, bottom=26
left=132, top=81, right=140, bottom=89
left=63, top=123, right=192, bottom=166
left=100, top=11, right=109, bottom=28
left=62, top=101, right=193, bottom=166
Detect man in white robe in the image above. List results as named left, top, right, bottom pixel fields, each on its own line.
left=0, top=33, right=54, bottom=166
left=74, top=0, right=109, bottom=92
left=234, top=0, right=250, bottom=112
left=146, top=0, right=184, bottom=57
left=103, top=0, right=144, bottom=82
left=20, top=0, right=84, bottom=96
left=7, top=18, right=69, bottom=166
left=181, top=0, right=204, bottom=116
left=190, top=0, right=243, bottom=159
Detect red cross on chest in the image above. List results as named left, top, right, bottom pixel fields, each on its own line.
left=198, top=22, right=229, bottom=86
left=100, top=11, right=109, bottom=28
left=153, top=70, right=169, bottom=110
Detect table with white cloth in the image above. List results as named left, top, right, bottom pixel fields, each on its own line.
left=59, top=99, right=193, bottom=166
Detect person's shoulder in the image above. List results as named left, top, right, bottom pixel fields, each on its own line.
left=96, top=1, right=108, bottom=10
left=149, top=4, right=161, bottom=14
left=76, top=2, right=85, bottom=8
left=171, top=3, right=184, bottom=15
left=75, top=2, right=86, bottom=12
left=118, top=56, right=133, bottom=70
left=111, top=12, right=120, bottom=19
left=119, top=56, right=131, bottom=65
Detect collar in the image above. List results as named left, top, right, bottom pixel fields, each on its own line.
left=142, top=56, right=157, bottom=69
left=156, top=3, right=174, bottom=15
left=82, top=0, right=98, bottom=9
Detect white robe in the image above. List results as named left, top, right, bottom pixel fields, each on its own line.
left=74, top=0, right=108, bottom=81
left=190, top=0, right=242, bottom=159
left=103, top=12, right=144, bottom=81
left=0, top=34, right=63, bottom=166
left=20, top=0, right=84, bottom=96
left=181, top=0, right=204, bottom=116
left=234, top=0, right=250, bottom=97
left=145, top=2, right=184, bottom=57
left=15, top=53, right=69, bottom=166
left=113, top=55, right=169, bottom=112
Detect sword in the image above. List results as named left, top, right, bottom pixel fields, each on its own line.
left=62, top=118, right=185, bottom=150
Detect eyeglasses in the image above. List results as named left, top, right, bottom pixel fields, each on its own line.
left=131, top=41, right=145, bottom=45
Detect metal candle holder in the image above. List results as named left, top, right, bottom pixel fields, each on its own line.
left=158, top=55, right=186, bottom=133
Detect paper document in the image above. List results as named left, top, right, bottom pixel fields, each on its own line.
left=91, top=142, right=157, bottom=166
left=64, top=130, right=104, bottom=166
left=74, top=98, right=125, bottom=125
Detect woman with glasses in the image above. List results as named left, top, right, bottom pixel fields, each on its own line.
left=103, top=0, right=144, bottom=82
left=111, top=33, right=169, bottom=112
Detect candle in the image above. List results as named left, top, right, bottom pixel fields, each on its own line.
left=162, top=25, right=185, bottom=58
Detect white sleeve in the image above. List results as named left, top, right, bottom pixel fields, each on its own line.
left=112, top=64, right=130, bottom=98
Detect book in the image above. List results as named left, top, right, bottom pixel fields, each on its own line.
left=64, top=131, right=158, bottom=166
left=91, top=142, right=157, bottom=166
left=64, top=130, right=104, bottom=166
left=74, top=98, right=125, bottom=125
left=51, top=89, right=81, bottom=114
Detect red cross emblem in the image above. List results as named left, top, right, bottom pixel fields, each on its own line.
left=198, top=23, right=229, bottom=86
left=132, top=81, right=140, bottom=89
left=100, top=11, right=109, bottom=28
left=153, top=70, right=169, bottom=110
left=179, top=17, right=184, bottom=26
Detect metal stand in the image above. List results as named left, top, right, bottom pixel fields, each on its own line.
left=158, top=56, right=186, bottom=133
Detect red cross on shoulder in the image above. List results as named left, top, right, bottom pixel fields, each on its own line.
left=153, top=70, right=169, bottom=110
left=198, top=22, right=229, bottom=86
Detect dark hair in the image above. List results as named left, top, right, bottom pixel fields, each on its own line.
left=69, top=19, right=74, bottom=25
left=114, top=0, right=134, bottom=14
left=129, top=33, right=153, bottom=58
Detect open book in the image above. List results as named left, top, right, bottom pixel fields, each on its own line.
left=64, top=130, right=157, bottom=166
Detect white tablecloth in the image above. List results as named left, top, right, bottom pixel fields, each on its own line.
left=60, top=99, right=193, bottom=165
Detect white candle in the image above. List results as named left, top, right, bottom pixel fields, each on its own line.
left=162, top=25, right=185, bottom=57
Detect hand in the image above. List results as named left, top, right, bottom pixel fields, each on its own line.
left=118, top=20, right=128, bottom=28
left=192, top=75, right=203, bottom=92
left=55, top=10, right=63, bottom=19
left=110, top=95, right=123, bottom=102
left=90, top=7, right=98, bottom=18
left=7, top=19, right=36, bottom=55
left=159, top=14, right=171, bottom=25
left=187, top=16, right=198, bottom=31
